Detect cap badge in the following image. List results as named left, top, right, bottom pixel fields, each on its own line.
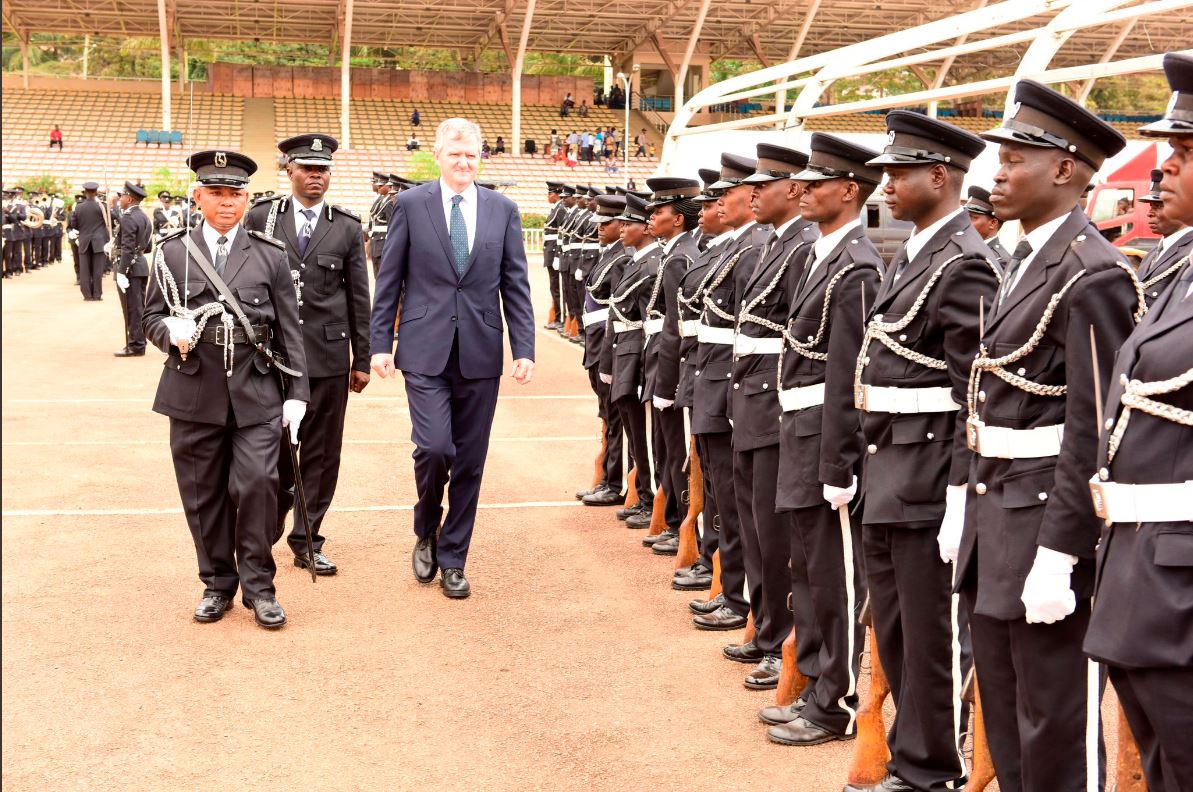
left=1009, top=101, right=1021, bottom=120
left=214, top=152, right=228, bottom=168
left=886, top=130, right=897, bottom=145
left=312, top=138, right=323, bottom=152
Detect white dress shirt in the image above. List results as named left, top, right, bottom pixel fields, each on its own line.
left=202, top=221, right=239, bottom=264
left=292, top=197, right=325, bottom=240
left=805, top=218, right=863, bottom=285
left=1158, top=225, right=1193, bottom=258
left=1002, top=210, right=1071, bottom=298
left=730, top=220, right=757, bottom=240
left=905, top=207, right=966, bottom=264
left=662, top=231, right=690, bottom=255
left=440, top=178, right=478, bottom=252
left=633, top=240, right=660, bottom=261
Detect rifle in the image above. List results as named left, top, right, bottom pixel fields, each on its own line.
left=707, top=548, right=722, bottom=601
left=962, top=675, right=996, bottom=792
left=848, top=596, right=892, bottom=786
left=591, top=418, right=608, bottom=490
left=623, top=465, right=640, bottom=509
left=647, top=486, right=668, bottom=538
left=286, top=435, right=318, bottom=583
left=673, top=436, right=702, bottom=570
left=775, top=623, right=809, bottom=707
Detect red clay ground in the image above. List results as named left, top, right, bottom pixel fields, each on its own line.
left=3, top=258, right=1117, bottom=790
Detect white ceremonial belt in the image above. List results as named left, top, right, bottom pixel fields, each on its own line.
left=854, top=384, right=959, bottom=414
left=581, top=243, right=600, bottom=250
left=779, top=383, right=826, bottom=412
left=965, top=418, right=1064, bottom=459
left=544, top=233, right=558, bottom=240
left=582, top=308, right=609, bottom=327
left=370, top=224, right=387, bottom=233
left=643, top=318, right=664, bottom=336
left=734, top=335, right=783, bottom=355
left=1089, top=478, right=1193, bottom=524
left=613, top=320, right=642, bottom=334
left=697, top=324, right=735, bottom=345
left=679, top=319, right=700, bottom=338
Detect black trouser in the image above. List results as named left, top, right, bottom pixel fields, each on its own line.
left=545, top=246, right=562, bottom=322
left=169, top=414, right=281, bottom=600
left=586, top=366, right=624, bottom=492
left=70, top=241, right=80, bottom=279
left=277, top=374, right=350, bottom=556
left=565, top=265, right=584, bottom=327
left=963, top=591, right=1105, bottom=792
left=118, top=274, right=147, bottom=352
left=788, top=503, right=864, bottom=734
left=1110, top=665, right=1193, bottom=792
left=78, top=248, right=106, bottom=299
left=863, top=524, right=968, bottom=792
left=695, top=424, right=719, bottom=569
left=615, top=395, right=652, bottom=507
left=651, top=403, right=686, bottom=530
left=52, top=233, right=62, bottom=262
left=2, top=238, right=15, bottom=274
left=696, top=431, right=748, bottom=617
left=734, top=445, right=792, bottom=657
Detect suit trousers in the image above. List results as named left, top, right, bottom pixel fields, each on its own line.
left=734, top=445, right=792, bottom=657
left=962, top=590, right=1105, bottom=792
left=615, top=395, right=652, bottom=506
left=78, top=249, right=106, bottom=299
left=651, top=404, right=686, bottom=530
left=789, top=503, right=863, bottom=734
left=1109, top=665, right=1193, bottom=792
left=403, top=334, right=501, bottom=571
left=586, top=367, right=624, bottom=491
left=169, top=414, right=281, bottom=600
left=863, top=524, right=968, bottom=792
left=277, top=374, right=350, bottom=555
left=118, top=275, right=147, bottom=352
left=696, top=431, right=748, bottom=617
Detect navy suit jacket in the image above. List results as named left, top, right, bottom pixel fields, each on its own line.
left=370, top=181, right=536, bottom=379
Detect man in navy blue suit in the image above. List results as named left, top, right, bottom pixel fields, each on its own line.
left=370, top=118, right=536, bottom=599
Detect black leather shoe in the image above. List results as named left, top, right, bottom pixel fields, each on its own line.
left=413, top=534, right=438, bottom=583
left=582, top=486, right=624, bottom=506
left=759, top=696, right=808, bottom=725
left=193, top=595, right=232, bottom=623
left=642, top=528, right=676, bottom=547
left=242, top=597, right=286, bottom=629
left=842, top=775, right=916, bottom=792
left=723, top=639, right=765, bottom=664
left=625, top=509, right=653, bottom=529
left=113, top=347, right=144, bottom=357
left=768, top=715, right=853, bottom=746
left=652, top=534, right=680, bottom=555
left=693, top=605, right=748, bottom=631
left=616, top=503, right=644, bottom=521
left=294, top=551, right=337, bottom=576
left=441, top=568, right=471, bottom=599
left=575, top=485, right=599, bottom=500
left=689, top=591, right=724, bottom=614
left=672, top=564, right=712, bottom=591
left=745, top=656, right=782, bottom=690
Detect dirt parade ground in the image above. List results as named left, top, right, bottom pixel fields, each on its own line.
left=2, top=258, right=1123, bottom=791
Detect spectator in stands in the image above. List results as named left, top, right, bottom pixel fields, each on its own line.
left=648, top=141, right=657, bottom=158
left=627, top=177, right=637, bottom=191
left=407, top=133, right=421, bottom=151
left=560, top=92, right=575, bottom=118
left=581, top=130, right=594, bottom=163
left=277, top=151, right=289, bottom=169
left=604, top=157, right=619, bottom=176
left=634, top=128, right=648, bottom=158
left=411, top=108, right=421, bottom=127
left=49, top=125, right=64, bottom=150
left=481, top=140, right=492, bottom=159
left=609, top=127, right=620, bottom=157
left=604, top=128, right=616, bottom=160
left=594, top=88, right=606, bottom=107
left=494, top=136, right=505, bottom=156
left=549, top=129, right=560, bottom=157
left=595, top=129, right=604, bottom=158
left=579, top=100, right=589, bottom=118
left=566, top=130, right=579, bottom=158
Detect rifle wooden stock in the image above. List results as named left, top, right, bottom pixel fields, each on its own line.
left=1114, top=699, right=1148, bottom=792
left=624, top=466, right=640, bottom=509
left=708, top=549, right=722, bottom=600
left=547, top=303, right=557, bottom=324
left=775, top=627, right=809, bottom=706
left=591, top=419, right=607, bottom=489
left=647, top=487, right=668, bottom=536
left=848, top=627, right=892, bottom=786
left=962, top=679, right=996, bottom=792
left=741, top=611, right=756, bottom=646
left=674, top=436, right=702, bottom=570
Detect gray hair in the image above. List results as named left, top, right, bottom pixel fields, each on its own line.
left=433, top=118, right=483, bottom=152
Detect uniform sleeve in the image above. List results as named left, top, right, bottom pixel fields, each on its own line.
left=343, top=220, right=372, bottom=372
left=500, top=202, right=536, bottom=362
left=370, top=199, right=409, bottom=356
left=117, top=213, right=138, bottom=272
left=242, top=205, right=264, bottom=233
left=653, top=256, right=687, bottom=399
left=268, top=243, right=310, bottom=403
left=143, top=244, right=173, bottom=353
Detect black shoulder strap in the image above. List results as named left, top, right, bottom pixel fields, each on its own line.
left=179, top=232, right=303, bottom=378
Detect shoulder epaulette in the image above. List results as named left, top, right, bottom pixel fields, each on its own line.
left=252, top=194, right=277, bottom=206
left=247, top=229, right=286, bottom=248
left=158, top=227, right=188, bottom=243
left=332, top=204, right=361, bottom=222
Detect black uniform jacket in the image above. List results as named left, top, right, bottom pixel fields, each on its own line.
left=777, top=225, right=882, bottom=510
left=651, top=231, right=703, bottom=403
left=1085, top=269, right=1193, bottom=668
left=730, top=217, right=817, bottom=453
left=691, top=222, right=772, bottom=435
left=245, top=198, right=371, bottom=379
left=584, top=241, right=632, bottom=371
left=675, top=235, right=731, bottom=410
left=858, top=211, right=1000, bottom=527
left=117, top=206, right=151, bottom=278
left=601, top=243, right=661, bottom=403
left=73, top=197, right=111, bottom=253
left=367, top=195, right=394, bottom=261
left=987, top=236, right=1010, bottom=273
left=543, top=201, right=566, bottom=266
left=144, top=226, right=310, bottom=426
left=955, top=208, right=1142, bottom=620
left=1137, top=229, right=1193, bottom=308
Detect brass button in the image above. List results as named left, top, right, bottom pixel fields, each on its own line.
left=863, top=356, right=871, bottom=365
left=807, top=335, right=814, bottom=342
left=1037, top=492, right=1048, bottom=501
left=1099, top=467, right=1110, bottom=481
left=218, top=294, right=226, bottom=302
left=340, top=332, right=346, bottom=338
left=898, top=334, right=907, bottom=342
left=761, top=382, right=768, bottom=389
left=978, top=391, right=986, bottom=403
left=1104, top=419, right=1113, bottom=430
left=1016, top=367, right=1026, bottom=376
left=679, top=357, right=686, bottom=363
left=926, top=432, right=934, bottom=440
left=733, top=383, right=740, bottom=390
left=975, top=483, right=987, bottom=495
left=300, top=264, right=306, bottom=269
left=299, top=319, right=304, bottom=325
left=867, top=444, right=877, bottom=455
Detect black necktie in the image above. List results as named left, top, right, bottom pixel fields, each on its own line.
left=997, top=239, right=1033, bottom=308
left=214, top=235, right=229, bottom=276
left=795, top=250, right=817, bottom=297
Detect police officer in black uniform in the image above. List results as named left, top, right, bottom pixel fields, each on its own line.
left=1136, top=167, right=1193, bottom=306
left=74, top=181, right=112, bottom=301
left=143, top=149, right=309, bottom=629
left=153, top=191, right=177, bottom=241
left=114, top=181, right=152, bottom=357
left=244, top=134, right=371, bottom=576
left=366, top=171, right=392, bottom=277
left=543, top=181, right=566, bottom=329
left=963, top=186, right=1009, bottom=272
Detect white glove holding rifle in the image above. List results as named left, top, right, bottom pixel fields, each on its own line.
left=116, top=272, right=129, bottom=292
left=281, top=400, right=307, bottom=445
left=937, top=484, right=967, bottom=564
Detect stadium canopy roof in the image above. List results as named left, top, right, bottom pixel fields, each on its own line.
left=3, top=0, right=1191, bottom=70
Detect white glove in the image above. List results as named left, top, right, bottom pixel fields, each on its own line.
left=652, top=396, right=674, bottom=410
left=937, top=484, right=967, bottom=564
left=103, top=240, right=115, bottom=258
left=823, top=475, right=858, bottom=510
left=599, top=372, right=613, bottom=385
left=67, top=228, right=79, bottom=241
left=116, top=272, right=130, bottom=292
left=574, top=269, right=584, bottom=281
left=162, top=316, right=197, bottom=347
left=1020, top=546, right=1078, bottom=624
left=281, top=399, right=307, bottom=444
left=552, top=260, right=561, bottom=271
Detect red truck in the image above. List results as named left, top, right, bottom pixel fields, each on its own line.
left=1088, top=142, right=1164, bottom=265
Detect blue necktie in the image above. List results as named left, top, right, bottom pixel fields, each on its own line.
left=298, top=208, right=315, bottom=257
left=450, top=194, right=470, bottom=277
